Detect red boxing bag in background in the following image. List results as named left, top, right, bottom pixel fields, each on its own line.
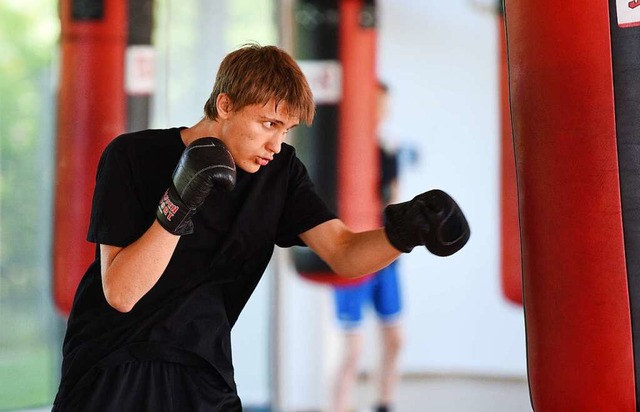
left=505, top=0, right=640, bottom=409
left=337, top=0, right=380, bottom=234
left=54, top=0, right=127, bottom=315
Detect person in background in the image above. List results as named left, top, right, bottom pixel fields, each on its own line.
left=332, top=81, right=404, bottom=412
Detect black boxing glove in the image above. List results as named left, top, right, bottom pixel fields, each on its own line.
left=156, top=137, right=236, bottom=235
left=383, top=189, right=470, bottom=256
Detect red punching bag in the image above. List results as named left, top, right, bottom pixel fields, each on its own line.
left=338, top=0, right=380, bottom=235
left=505, top=0, right=639, bottom=409
left=54, top=0, right=127, bottom=315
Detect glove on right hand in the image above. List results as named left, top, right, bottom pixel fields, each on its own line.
left=383, top=189, right=470, bottom=256
left=156, top=137, right=236, bottom=235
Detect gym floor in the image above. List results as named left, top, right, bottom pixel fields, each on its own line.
left=354, top=374, right=532, bottom=412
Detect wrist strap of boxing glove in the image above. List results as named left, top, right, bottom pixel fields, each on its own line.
left=383, top=203, right=417, bottom=253
left=156, top=185, right=195, bottom=236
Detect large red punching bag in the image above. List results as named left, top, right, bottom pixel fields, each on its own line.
left=54, top=0, right=127, bottom=315
left=505, top=0, right=640, bottom=409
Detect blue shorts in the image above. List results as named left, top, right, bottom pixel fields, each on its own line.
left=333, top=261, right=402, bottom=330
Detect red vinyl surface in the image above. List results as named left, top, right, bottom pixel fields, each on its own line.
left=54, top=0, right=127, bottom=315
left=338, top=0, right=380, bottom=232
left=505, top=1, right=635, bottom=410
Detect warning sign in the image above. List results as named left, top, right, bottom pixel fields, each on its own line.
left=297, top=60, right=342, bottom=105
left=125, top=46, right=156, bottom=95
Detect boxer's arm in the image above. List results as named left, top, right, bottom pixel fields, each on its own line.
left=100, top=222, right=179, bottom=312
left=300, top=189, right=470, bottom=278
left=299, top=219, right=400, bottom=278
left=101, top=138, right=236, bottom=312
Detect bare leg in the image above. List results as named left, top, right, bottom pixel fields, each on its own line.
left=332, top=331, right=363, bottom=412
left=378, top=323, right=403, bottom=409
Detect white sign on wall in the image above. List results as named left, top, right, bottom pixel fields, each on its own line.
left=125, top=45, right=156, bottom=95
left=297, top=60, right=342, bottom=104
left=617, top=0, right=640, bottom=28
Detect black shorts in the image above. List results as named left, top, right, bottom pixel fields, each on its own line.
left=52, top=360, right=242, bottom=412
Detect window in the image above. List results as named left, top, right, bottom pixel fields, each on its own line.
left=0, top=1, right=60, bottom=409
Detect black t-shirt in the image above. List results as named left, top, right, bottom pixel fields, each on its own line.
left=56, top=128, right=335, bottom=402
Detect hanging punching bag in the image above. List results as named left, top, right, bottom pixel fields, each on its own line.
left=338, top=0, right=380, bottom=235
left=291, top=0, right=342, bottom=284
left=292, top=0, right=379, bottom=286
left=125, top=0, right=154, bottom=133
left=504, top=0, right=640, bottom=409
left=54, top=0, right=127, bottom=315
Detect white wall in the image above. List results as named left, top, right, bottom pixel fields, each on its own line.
left=279, top=2, right=526, bottom=410
left=374, top=0, right=526, bottom=376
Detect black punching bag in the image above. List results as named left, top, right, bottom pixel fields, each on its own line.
left=292, top=0, right=379, bottom=285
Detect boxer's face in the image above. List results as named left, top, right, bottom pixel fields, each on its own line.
left=216, top=94, right=299, bottom=173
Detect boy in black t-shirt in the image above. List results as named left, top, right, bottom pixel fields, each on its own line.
left=53, top=44, right=470, bottom=411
